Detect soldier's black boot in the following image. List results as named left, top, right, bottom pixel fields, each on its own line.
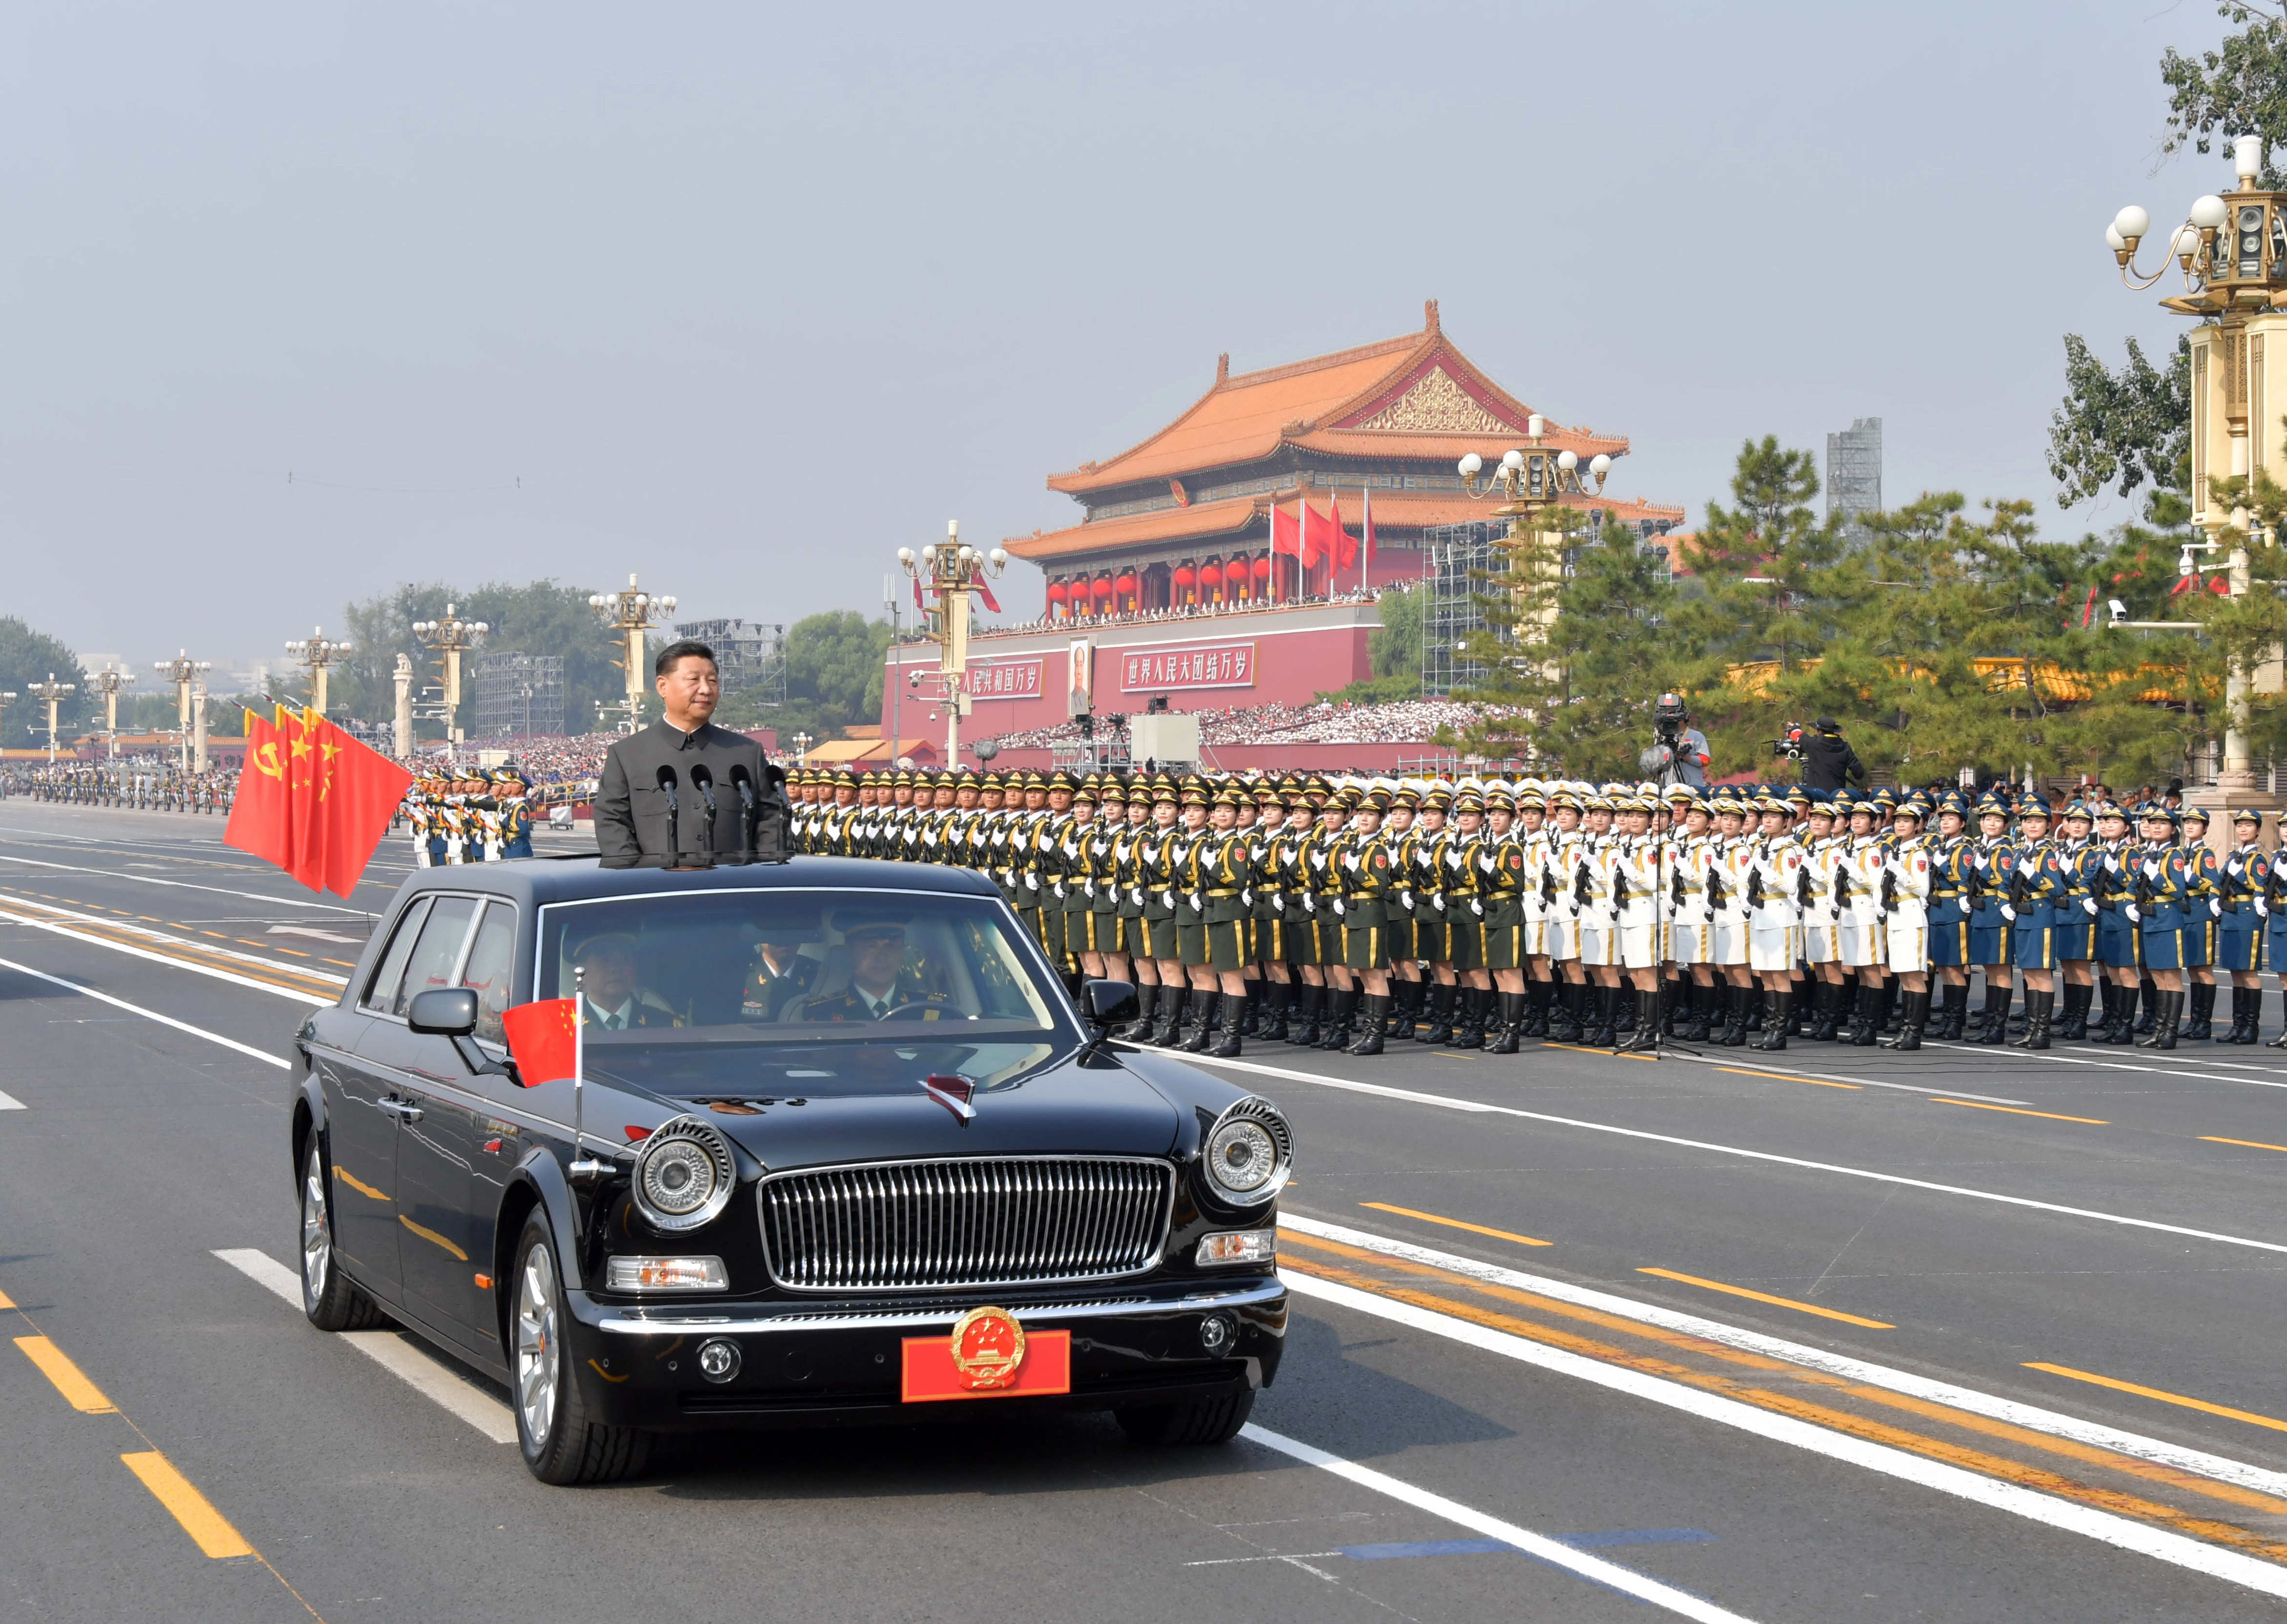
left=1587, top=985, right=1619, bottom=1048
left=2140, top=989, right=2183, bottom=1050
left=1287, top=984, right=1322, bottom=1047
left=1719, top=984, right=1750, bottom=1047
left=1743, top=992, right=1762, bottom=1035
left=1238, top=982, right=1262, bottom=1038
left=1885, top=988, right=1929, bottom=1051
left=2133, top=977, right=2158, bottom=1033
left=1319, top=988, right=1355, bottom=1050
left=2056, top=982, right=2089, bottom=1042
left=1614, top=990, right=1638, bottom=1038
left=2184, top=981, right=2216, bottom=1041
left=1256, top=982, right=1290, bottom=1044
left=2106, top=982, right=2138, bottom=1044
left=1621, top=989, right=1663, bottom=1052
left=1398, top=979, right=1426, bottom=1038
left=1117, top=984, right=1159, bottom=1042
left=1524, top=978, right=1554, bottom=1038
left=1547, top=982, right=1582, bottom=1043
left=2011, top=988, right=2053, bottom=1050
left=1180, top=991, right=1220, bottom=1053
left=1419, top=982, right=1455, bottom=1045
left=1211, top=996, right=1246, bottom=1058
left=1680, top=982, right=1714, bottom=1042
left=1454, top=987, right=1488, bottom=1049
left=1151, top=986, right=1186, bottom=1048
left=1786, top=984, right=1809, bottom=1037
left=1848, top=982, right=1879, bottom=1045
left=1755, top=990, right=1790, bottom=1051
left=1490, top=991, right=1523, bottom=1055
left=2243, top=988, right=2267, bottom=1045
left=1974, top=978, right=2010, bottom=1045
left=1347, top=994, right=1387, bottom=1056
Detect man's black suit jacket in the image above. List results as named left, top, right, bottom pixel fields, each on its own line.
left=594, top=720, right=786, bottom=863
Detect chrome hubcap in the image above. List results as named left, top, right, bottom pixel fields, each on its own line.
left=301, top=1148, right=330, bottom=1304
left=515, top=1244, right=560, bottom=1444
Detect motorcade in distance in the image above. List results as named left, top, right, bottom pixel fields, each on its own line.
left=289, top=853, right=1290, bottom=1483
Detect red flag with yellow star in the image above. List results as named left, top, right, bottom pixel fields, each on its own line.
left=223, top=707, right=295, bottom=873
left=313, top=717, right=413, bottom=900
left=500, top=998, right=578, bottom=1088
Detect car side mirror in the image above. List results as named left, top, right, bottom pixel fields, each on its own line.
left=407, top=988, right=479, bottom=1036
left=1084, top=979, right=1139, bottom=1027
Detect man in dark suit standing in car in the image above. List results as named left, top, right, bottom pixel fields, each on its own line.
left=594, top=639, right=786, bottom=863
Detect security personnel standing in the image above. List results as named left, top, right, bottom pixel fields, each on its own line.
left=498, top=769, right=534, bottom=858
left=2218, top=808, right=2268, bottom=1043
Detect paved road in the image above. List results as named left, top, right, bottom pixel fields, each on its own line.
left=5, top=799, right=2287, bottom=1621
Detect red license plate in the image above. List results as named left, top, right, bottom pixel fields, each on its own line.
left=901, top=1328, right=1072, bottom=1403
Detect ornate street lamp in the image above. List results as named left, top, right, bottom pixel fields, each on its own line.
left=152, top=651, right=210, bottom=771
left=1453, top=415, right=1611, bottom=659
left=83, top=666, right=135, bottom=759
left=587, top=576, right=677, bottom=734
left=792, top=730, right=813, bottom=765
left=26, top=674, right=75, bottom=764
left=283, top=626, right=353, bottom=717
left=412, top=605, right=488, bottom=750
left=898, top=521, right=1006, bottom=763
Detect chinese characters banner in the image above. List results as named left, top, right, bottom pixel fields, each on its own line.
left=967, top=657, right=1045, bottom=699
left=1117, top=641, right=1257, bottom=694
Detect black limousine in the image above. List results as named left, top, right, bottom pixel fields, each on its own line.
left=290, top=855, right=1289, bottom=1483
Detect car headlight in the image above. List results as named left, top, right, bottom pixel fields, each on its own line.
left=630, top=1116, right=736, bottom=1232
left=1202, top=1097, right=1292, bottom=1207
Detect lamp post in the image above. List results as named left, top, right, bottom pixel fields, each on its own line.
left=2105, top=133, right=2287, bottom=811
left=152, top=652, right=210, bottom=772
left=411, top=604, right=488, bottom=751
left=26, top=675, right=75, bottom=764
left=83, top=667, right=135, bottom=759
left=792, top=730, right=813, bottom=766
left=283, top=626, right=353, bottom=718
left=1453, top=416, right=1611, bottom=662
left=897, top=521, right=1006, bottom=763
left=587, top=576, right=676, bottom=734
left=392, top=654, right=414, bottom=759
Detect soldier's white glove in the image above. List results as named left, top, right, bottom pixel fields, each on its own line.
left=1052, top=882, right=1066, bottom=900
left=1398, top=888, right=1414, bottom=907
left=1240, top=889, right=1254, bottom=907
left=1188, top=892, right=1203, bottom=913
left=1024, top=871, right=1039, bottom=891
left=1130, top=887, right=1144, bottom=907
left=1272, top=894, right=1285, bottom=912
left=2211, top=898, right=2225, bottom=917
left=1470, top=899, right=1484, bottom=917
left=1160, top=890, right=1174, bottom=909
left=1998, top=903, right=2017, bottom=922
left=2125, top=903, right=2142, bottom=923
left=2259, top=899, right=2272, bottom=918
left=2082, top=899, right=2098, bottom=917
left=1303, top=895, right=1317, bottom=915
left=1333, top=898, right=1347, bottom=916
left=1432, top=894, right=1447, bottom=912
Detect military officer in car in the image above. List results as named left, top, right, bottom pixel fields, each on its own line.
left=740, top=933, right=820, bottom=1021
left=803, top=919, right=956, bottom=1022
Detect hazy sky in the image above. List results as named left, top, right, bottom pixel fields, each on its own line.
left=0, top=1, right=2241, bottom=666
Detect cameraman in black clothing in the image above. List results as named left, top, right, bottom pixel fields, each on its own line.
left=1801, top=718, right=1865, bottom=793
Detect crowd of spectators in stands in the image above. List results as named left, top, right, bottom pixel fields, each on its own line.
left=985, top=698, right=1524, bottom=750
left=992, top=584, right=1385, bottom=636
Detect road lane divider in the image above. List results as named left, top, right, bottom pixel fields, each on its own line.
left=1276, top=1260, right=2287, bottom=1597
left=1280, top=1214, right=2287, bottom=1501
left=1714, top=1065, right=1859, bottom=1090
left=1239, top=1424, right=1761, bottom=1623
left=0, top=1089, right=22, bottom=1110
left=0, top=893, right=347, bottom=985
left=0, top=912, right=334, bottom=1006
left=1932, top=1099, right=2109, bottom=1125
left=213, top=1249, right=516, bottom=1443
left=0, top=847, right=367, bottom=914
left=1177, top=1052, right=2287, bottom=1257
left=1635, top=1268, right=1894, bottom=1329
left=0, top=956, right=292, bottom=1067
left=15, top=1335, right=118, bottom=1413
left=120, top=1450, right=256, bottom=1559
left=1653, top=1047, right=2030, bottom=1103
left=1922, top=1039, right=2287, bottom=1091
left=2025, top=1363, right=2287, bottom=1438
left=2201, top=1136, right=2287, bottom=1155
left=1359, top=1202, right=1552, bottom=1247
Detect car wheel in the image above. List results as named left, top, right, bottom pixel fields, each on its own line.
left=301, top=1137, right=384, bottom=1331
left=511, top=1212, right=652, bottom=1485
left=1114, top=1386, right=1255, bottom=1446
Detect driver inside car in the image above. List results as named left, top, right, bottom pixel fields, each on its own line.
left=804, top=920, right=955, bottom=1022
left=572, top=934, right=683, bottom=1029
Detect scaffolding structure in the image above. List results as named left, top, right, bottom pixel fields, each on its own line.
left=470, top=652, right=565, bottom=738
left=1421, top=520, right=1507, bottom=697
left=674, top=618, right=786, bottom=706
left=1826, top=417, right=1882, bottom=544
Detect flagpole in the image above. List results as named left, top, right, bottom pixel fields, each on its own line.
left=569, top=966, right=605, bottom=1179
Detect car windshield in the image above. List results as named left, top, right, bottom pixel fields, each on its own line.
left=535, top=888, right=1071, bottom=1045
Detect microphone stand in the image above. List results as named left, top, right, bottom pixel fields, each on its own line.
left=732, top=770, right=758, bottom=860
left=691, top=767, right=720, bottom=862
left=657, top=768, right=683, bottom=867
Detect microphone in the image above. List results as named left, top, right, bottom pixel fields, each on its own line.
left=728, top=764, right=758, bottom=858
left=655, top=764, right=680, bottom=860
left=688, top=763, right=719, bottom=856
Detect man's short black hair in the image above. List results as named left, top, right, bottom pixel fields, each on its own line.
left=654, top=639, right=717, bottom=678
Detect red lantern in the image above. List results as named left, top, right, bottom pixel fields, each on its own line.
left=1172, top=562, right=1197, bottom=606
left=1091, top=575, right=1114, bottom=607
left=1252, top=553, right=1272, bottom=580
left=1113, top=570, right=1138, bottom=612
left=1199, top=561, right=1224, bottom=603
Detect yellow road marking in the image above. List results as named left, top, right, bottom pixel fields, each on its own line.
left=1933, top=1099, right=2108, bottom=1125
left=121, top=1451, right=255, bottom=1558
left=1360, top=1202, right=1552, bottom=1247
left=1636, top=1267, right=1895, bottom=1329
left=15, top=1335, right=117, bottom=1412
left=2026, top=1363, right=2287, bottom=1436
left=2201, top=1136, right=2287, bottom=1155
left=0, top=1287, right=14, bottom=1309
left=332, top=1165, right=387, bottom=1202
left=400, top=1213, right=469, bottom=1262
left=1715, top=1064, right=1859, bottom=1090
left=1541, top=1041, right=1657, bottom=1063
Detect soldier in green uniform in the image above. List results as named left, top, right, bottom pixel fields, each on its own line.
left=740, top=932, right=820, bottom=1021
left=799, top=919, right=957, bottom=1022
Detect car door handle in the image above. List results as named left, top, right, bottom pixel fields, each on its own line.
left=378, top=1099, right=424, bottom=1123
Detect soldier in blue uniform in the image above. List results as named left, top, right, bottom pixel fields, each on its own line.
left=2177, top=807, right=2224, bottom=1040
left=2127, top=803, right=2196, bottom=1049
left=1924, top=792, right=1974, bottom=1038
left=1964, top=791, right=2018, bottom=1043
left=2216, top=808, right=2268, bottom=1043
left=2002, top=795, right=2063, bottom=1048
left=497, top=768, right=534, bottom=859
left=2050, top=801, right=2103, bottom=1040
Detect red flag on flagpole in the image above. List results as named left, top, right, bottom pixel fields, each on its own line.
left=279, top=706, right=329, bottom=895
left=501, top=999, right=579, bottom=1088
left=1362, top=485, right=1376, bottom=563
left=975, top=579, right=1002, bottom=615
left=1271, top=502, right=1304, bottom=600
left=314, top=719, right=416, bottom=900
left=2079, top=583, right=2098, bottom=628
left=223, top=708, right=294, bottom=873
left=1325, top=491, right=1359, bottom=575
left=1302, top=498, right=1346, bottom=580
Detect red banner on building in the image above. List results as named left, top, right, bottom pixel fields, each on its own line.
left=1118, top=641, right=1257, bottom=693
left=967, top=657, right=1045, bottom=699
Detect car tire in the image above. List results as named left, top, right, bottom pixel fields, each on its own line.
left=511, top=1212, right=652, bottom=1485
left=301, top=1137, right=384, bottom=1332
left=1114, top=1386, right=1255, bottom=1446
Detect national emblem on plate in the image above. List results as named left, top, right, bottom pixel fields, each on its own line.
left=948, top=1306, right=1027, bottom=1390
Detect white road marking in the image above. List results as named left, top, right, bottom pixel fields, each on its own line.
left=211, top=1249, right=516, bottom=1444
left=1, top=895, right=349, bottom=984
left=1279, top=1272, right=2287, bottom=1600
left=1178, top=1052, right=2287, bottom=1257
left=0, top=910, right=335, bottom=1006
left=1658, top=1048, right=2031, bottom=1103
left=267, top=925, right=362, bottom=944
left=1922, top=1040, right=2287, bottom=1091
left=0, top=1090, right=21, bottom=1110
left=0, top=849, right=369, bottom=913
left=0, top=955, right=292, bottom=1066
left=1284, top=1214, right=2287, bottom=1500
left=1240, top=1423, right=1761, bottom=1622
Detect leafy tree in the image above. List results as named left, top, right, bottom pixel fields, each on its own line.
left=2162, top=4, right=2287, bottom=178
left=332, top=579, right=630, bottom=739
left=2047, top=334, right=2191, bottom=506
left=718, top=610, right=891, bottom=744
left=1443, top=502, right=1578, bottom=765
left=0, top=617, right=87, bottom=741
left=1367, top=583, right=1423, bottom=684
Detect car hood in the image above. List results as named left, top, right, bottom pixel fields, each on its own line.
left=584, top=1037, right=1186, bottom=1167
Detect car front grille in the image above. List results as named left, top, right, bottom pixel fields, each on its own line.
left=757, top=1156, right=1176, bottom=1292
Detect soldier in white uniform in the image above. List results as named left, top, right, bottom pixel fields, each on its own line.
left=1883, top=796, right=1936, bottom=1049
left=1706, top=792, right=1756, bottom=1045
left=1747, top=792, right=1805, bottom=1050
left=1838, top=791, right=1894, bottom=1044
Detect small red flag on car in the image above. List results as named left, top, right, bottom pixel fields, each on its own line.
left=501, top=999, right=579, bottom=1088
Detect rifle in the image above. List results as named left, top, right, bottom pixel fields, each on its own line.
left=1831, top=862, right=1850, bottom=918
left=1611, top=862, right=1629, bottom=922
left=1542, top=860, right=1559, bottom=909
left=2134, top=862, right=2154, bottom=917
left=1705, top=864, right=1727, bottom=921
left=1797, top=862, right=1814, bottom=912
left=1746, top=864, right=1764, bottom=913
left=1880, top=864, right=1898, bottom=915
left=1572, top=857, right=1593, bottom=917
left=1965, top=847, right=1987, bottom=913
left=2265, top=850, right=2287, bottom=911
left=1671, top=862, right=1687, bottom=914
